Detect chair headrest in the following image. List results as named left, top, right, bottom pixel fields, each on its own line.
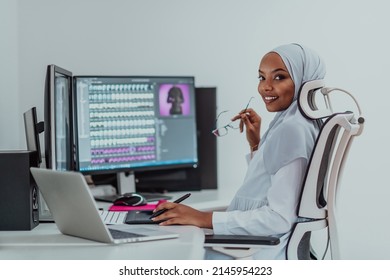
left=298, top=79, right=330, bottom=120
left=298, top=79, right=365, bottom=124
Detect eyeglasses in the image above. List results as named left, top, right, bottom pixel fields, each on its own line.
left=212, top=97, right=254, bottom=137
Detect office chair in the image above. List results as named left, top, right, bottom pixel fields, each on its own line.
left=204, top=79, right=365, bottom=259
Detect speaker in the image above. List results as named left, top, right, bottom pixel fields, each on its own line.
left=192, top=87, right=218, bottom=189
left=0, top=150, right=39, bottom=230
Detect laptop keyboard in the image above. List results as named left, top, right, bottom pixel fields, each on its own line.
left=99, top=210, right=127, bottom=224
left=108, top=228, right=145, bottom=239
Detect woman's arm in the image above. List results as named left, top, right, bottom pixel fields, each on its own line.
left=212, top=158, right=306, bottom=236
left=153, top=158, right=306, bottom=234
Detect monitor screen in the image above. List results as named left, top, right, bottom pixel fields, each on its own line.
left=23, top=107, right=43, bottom=166
left=73, top=76, right=198, bottom=174
left=44, top=65, right=74, bottom=170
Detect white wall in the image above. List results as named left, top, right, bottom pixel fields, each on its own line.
left=2, top=0, right=389, bottom=259
left=0, top=0, right=19, bottom=149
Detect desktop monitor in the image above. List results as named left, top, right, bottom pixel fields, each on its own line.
left=73, top=76, right=198, bottom=192
left=43, top=65, right=74, bottom=170
left=23, top=107, right=44, bottom=166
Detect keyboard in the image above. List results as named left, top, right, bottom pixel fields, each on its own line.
left=99, top=210, right=157, bottom=225
left=99, top=210, right=127, bottom=224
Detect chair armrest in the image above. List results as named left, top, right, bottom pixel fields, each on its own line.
left=204, top=235, right=280, bottom=259
left=204, top=234, right=280, bottom=247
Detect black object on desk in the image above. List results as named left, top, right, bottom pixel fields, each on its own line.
left=125, top=210, right=159, bottom=224
left=113, top=193, right=147, bottom=206
left=0, top=151, right=39, bottom=230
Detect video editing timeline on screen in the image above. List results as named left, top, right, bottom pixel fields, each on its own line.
left=74, top=76, right=198, bottom=174
left=88, top=83, right=156, bottom=167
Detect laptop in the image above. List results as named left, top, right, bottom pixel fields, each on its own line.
left=30, top=167, right=178, bottom=244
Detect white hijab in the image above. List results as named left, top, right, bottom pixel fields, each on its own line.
left=260, top=43, right=326, bottom=174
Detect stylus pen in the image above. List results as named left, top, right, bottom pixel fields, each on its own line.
left=149, top=193, right=191, bottom=219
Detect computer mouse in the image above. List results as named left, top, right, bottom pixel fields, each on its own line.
left=113, top=193, right=147, bottom=206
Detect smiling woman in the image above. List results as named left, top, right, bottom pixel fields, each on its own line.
left=149, top=43, right=327, bottom=260
left=257, top=53, right=295, bottom=112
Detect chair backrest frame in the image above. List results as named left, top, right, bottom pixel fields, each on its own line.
left=287, top=80, right=364, bottom=260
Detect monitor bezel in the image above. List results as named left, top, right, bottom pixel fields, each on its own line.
left=23, top=106, right=43, bottom=166
left=44, top=64, right=74, bottom=170
left=72, top=75, right=199, bottom=175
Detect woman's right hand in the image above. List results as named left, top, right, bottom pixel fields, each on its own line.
left=231, top=108, right=261, bottom=148
left=151, top=202, right=213, bottom=228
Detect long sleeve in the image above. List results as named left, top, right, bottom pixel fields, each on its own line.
left=212, top=157, right=306, bottom=236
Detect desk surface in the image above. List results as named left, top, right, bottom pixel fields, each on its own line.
left=0, top=223, right=206, bottom=260
left=0, top=190, right=231, bottom=260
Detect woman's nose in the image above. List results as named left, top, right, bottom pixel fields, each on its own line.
left=258, top=80, right=272, bottom=93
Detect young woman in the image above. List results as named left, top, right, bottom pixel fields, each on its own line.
left=152, top=43, right=326, bottom=259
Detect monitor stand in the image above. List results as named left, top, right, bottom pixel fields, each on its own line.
left=117, top=171, right=136, bottom=194
left=94, top=171, right=172, bottom=203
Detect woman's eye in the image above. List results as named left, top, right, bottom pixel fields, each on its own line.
left=275, top=74, right=286, bottom=80
left=258, top=76, right=264, bottom=81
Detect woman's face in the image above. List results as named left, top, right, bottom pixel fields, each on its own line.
left=258, top=52, right=295, bottom=112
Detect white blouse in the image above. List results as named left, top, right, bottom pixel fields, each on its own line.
left=211, top=144, right=306, bottom=259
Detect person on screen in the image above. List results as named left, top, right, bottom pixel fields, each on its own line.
left=152, top=43, right=326, bottom=259
left=167, top=86, right=184, bottom=115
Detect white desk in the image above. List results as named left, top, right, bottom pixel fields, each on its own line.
left=0, top=190, right=231, bottom=260
left=0, top=223, right=205, bottom=260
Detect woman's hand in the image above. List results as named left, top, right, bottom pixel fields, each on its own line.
left=151, top=202, right=213, bottom=228
left=231, top=108, right=261, bottom=148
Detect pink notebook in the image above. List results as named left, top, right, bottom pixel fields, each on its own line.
left=108, top=200, right=167, bottom=212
